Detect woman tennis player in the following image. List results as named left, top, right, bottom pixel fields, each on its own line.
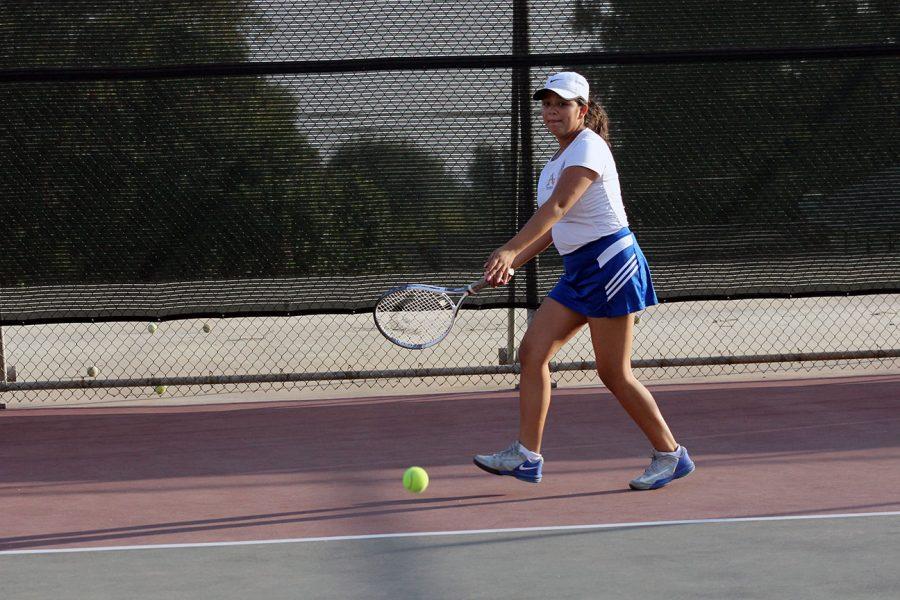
left=474, top=71, right=694, bottom=490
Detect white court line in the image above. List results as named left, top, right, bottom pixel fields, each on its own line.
left=2, top=511, right=899, bottom=556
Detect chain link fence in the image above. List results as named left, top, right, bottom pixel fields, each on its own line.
left=1, top=3, right=897, bottom=406
left=2, top=294, right=897, bottom=406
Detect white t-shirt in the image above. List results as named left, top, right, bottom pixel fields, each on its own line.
left=536, top=128, right=628, bottom=255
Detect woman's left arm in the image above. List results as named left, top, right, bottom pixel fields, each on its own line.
left=484, top=166, right=597, bottom=285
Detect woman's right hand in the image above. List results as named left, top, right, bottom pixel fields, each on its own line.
left=483, top=246, right=517, bottom=286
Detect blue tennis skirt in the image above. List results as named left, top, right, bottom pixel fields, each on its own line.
left=547, top=227, right=658, bottom=318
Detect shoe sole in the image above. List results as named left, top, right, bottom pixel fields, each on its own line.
left=629, top=461, right=695, bottom=491
left=473, top=459, right=542, bottom=483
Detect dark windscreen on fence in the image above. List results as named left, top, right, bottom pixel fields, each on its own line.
left=1, top=1, right=897, bottom=324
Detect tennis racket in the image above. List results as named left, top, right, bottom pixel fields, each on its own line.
left=374, top=271, right=513, bottom=350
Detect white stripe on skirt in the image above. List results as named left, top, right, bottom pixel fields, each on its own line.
left=606, top=254, right=638, bottom=293
left=595, top=234, right=634, bottom=270
left=607, top=259, right=640, bottom=301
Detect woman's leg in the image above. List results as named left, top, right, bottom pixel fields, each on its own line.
left=517, top=298, right=587, bottom=452
left=587, top=313, right=677, bottom=452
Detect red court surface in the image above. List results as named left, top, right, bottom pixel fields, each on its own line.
left=1, top=374, right=898, bottom=552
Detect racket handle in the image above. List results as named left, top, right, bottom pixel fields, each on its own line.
left=469, top=269, right=514, bottom=294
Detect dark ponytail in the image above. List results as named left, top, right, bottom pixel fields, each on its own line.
left=583, top=98, right=611, bottom=144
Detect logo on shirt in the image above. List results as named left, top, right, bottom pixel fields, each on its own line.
left=546, top=171, right=557, bottom=190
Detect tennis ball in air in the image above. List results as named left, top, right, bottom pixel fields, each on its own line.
left=148, top=323, right=158, bottom=334
left=154, top=385, right=167, bottom=395
left=87, top=366, right=98, bottom=378
left=402, top=466, right=429, bottom=494
left=634, top=314, right=641, bottom=325
left=202, top=323, right=212, bottom=333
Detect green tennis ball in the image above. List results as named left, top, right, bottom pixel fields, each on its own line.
left=202, top=323, right=212, bottom=333
left=87, top=366, right=98, bottom=378
left=148, top=323, right=158, bottom=334
left=154, top=385, right=167, bottom=395
left=634, top=314, right=641, bottom=325
left=402, top=466, right=429, bottom=494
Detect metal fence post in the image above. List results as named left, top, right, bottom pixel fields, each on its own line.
left=500, top=0, right=536, bottom=366
left=514, top=0, right=538, bottom=312
left=504, top=307, right=516, bottom=364
left=0, top=325, right=6, bottom=409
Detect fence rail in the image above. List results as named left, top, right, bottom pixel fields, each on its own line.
left=4, top=44, right=897, bottom=83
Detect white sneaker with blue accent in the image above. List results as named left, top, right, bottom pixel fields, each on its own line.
left=473, top=441, right=543, bottom=483
left=629, top=445, right=695, bottom=490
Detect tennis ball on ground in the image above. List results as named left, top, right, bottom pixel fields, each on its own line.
left=154, top=385, right=167, bottom=395
left=87, top=366, right=98, bottom=378
left=403, top=466, right=429, bottom=494
left=202, top=323, right=212, bottom=333
left=148, top=323, right=158, bottom=334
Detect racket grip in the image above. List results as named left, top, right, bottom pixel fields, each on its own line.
left=469, top=269, right=514, bottom=294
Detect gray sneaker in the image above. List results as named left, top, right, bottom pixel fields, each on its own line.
left=473, top=441, right=543, bottom=483
left=629, top=445, right=695, bottom=490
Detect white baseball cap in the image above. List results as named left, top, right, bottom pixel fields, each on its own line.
left=533, top=71, right=590, bottom=102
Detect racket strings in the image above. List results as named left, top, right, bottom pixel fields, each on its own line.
left=375, top=289, right=456, bottom=346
